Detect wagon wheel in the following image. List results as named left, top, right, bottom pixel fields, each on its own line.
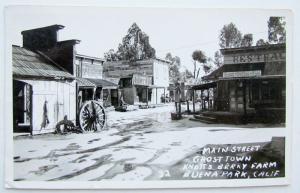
left=79, top=100, right=106, bottom=132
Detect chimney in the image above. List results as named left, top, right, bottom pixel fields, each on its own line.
left=43, top=39, right=80, bottom=75
left=21, top=25, right=81, bottom=75
left=21, top=24, right=65, bottom=51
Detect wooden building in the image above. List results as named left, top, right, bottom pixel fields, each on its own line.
left=75, top=54, right=118, bottom=108
left=192, top=43, right=286, bottom=123
left=13, top=25, right=80, bottom=135
left=103, top=59, right=170, bottom=105
left=13, top=24, right=116, bottom=135
left=13, top=45, right=76, bottom=135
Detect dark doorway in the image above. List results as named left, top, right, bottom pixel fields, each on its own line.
left=136, top=86, right=148, bottom=103
left=13, top=80, right=32, bottom=134
left=111, top=89, right=119, bottom=107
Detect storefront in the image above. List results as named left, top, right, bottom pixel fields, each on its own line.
left=118, top=73, right=152, bottom=105
left=192, top=43, right=286, bottom=123
left=76, top=77, right=118, bottom=109
left=75, top=54, right=119, bottom=110
left=104, top=59, right=170, bottom=106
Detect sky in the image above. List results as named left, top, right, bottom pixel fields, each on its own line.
left=6, top=6, right=287, bottom=76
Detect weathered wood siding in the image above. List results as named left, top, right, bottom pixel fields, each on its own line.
left=104, top=59, right=169, bottom=105
left=222, top=45, right=286, bottom=76
left=103, top=60, right=154, bottom=78
left=21, top=79, right=76, bottom=135
left=75, top=57, right=103, bottom=79
left=153, top=60, right=169, bottom=87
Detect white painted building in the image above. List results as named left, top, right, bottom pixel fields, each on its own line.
left=13, top=45, right=76, bottom=135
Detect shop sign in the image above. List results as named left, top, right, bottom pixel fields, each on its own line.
left=132, top=74, right=152, bottom=86
left=224, top=51, right=285, bottom=65
left=223, top=70, right=261, bottom=78
left=82, top=64, right=103, bottom=79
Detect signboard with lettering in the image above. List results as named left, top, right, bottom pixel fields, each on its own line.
left=132, top=73, right=152, bottom=86
left=224, top=51, right=285, bottom=65
left=162, top=137, right=285, bottom=180
left=82, top=64, right=103, bottom=79
left=223, top=70, right=261, bottom=78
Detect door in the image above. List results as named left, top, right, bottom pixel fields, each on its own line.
left=13, top=80, right=32, bottom=133
left=229, top=81, right=246, bottom=113
left=229, top=85, right=236, bottom=112
left=111, top=89, right=119, bottom=107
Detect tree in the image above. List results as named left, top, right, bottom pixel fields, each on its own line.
left=256, top=39, right=269, bottom=46
left=203, top=64, right=212, bottom=75
left=104, top=23, right=156, bottom=61
left=213, top=51, right=223, bottom=68
left=268, top=17, right=286, bottom=44
left=241, top=34, right=253, bottom=47
left=180, top=69, right=194, bottom=84
left=104, top=49, right=119, bottom=61
left=192, top=50, right=207, bottom=80
left=219, top=23, right=242, bottom=48
left=203, top=57, right=213, bottom=75
left=184, top=69, right=193, bottom=79
left=165, top=53, right=181, bottom=84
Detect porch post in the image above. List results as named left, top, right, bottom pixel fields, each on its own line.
left=200, top=90, right=203, bottom=110
left=187, top=99, right=189, bottom=113
left=146, top=87, right=149, bottom=106
left=92, top=86, right=97, bottom=100
left=243, top=81, right=247, bottom=116
left=207, top=89, right=209, bottom=110
left=75, top=82, right=79, bottom=126
left=192, top=89, right=195, bottom=113
left=117, top=89, right=119, bottom=107
left=29, top=85, right=33, bottom=136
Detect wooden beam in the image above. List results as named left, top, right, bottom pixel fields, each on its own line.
left=146, top=88, right=148, bottom=106
left=201, top=90, right=203, bottom=110
left=192, top=89, right=195, bottom=113
left=243, top=81, right=247, bottom=116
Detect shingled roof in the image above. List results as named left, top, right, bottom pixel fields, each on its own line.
left=12, top=45, right=74, bottom=80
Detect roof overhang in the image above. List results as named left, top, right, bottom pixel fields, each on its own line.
left=76, top=77, right=118, bottom=89
left=219, top=75, right=286, bottom=81
left=192, top=81, right=217, bottom=90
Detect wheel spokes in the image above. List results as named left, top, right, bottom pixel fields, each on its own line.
left=79, top=101, right=106, bottom=132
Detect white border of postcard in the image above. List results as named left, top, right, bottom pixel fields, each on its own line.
left=4, top=6, right=293, bottom=189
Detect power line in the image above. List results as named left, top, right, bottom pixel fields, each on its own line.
left=156, top=30, right=268, bottom=53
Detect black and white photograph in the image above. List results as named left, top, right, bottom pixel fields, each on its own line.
left=3, top=5, right=292, bottom=189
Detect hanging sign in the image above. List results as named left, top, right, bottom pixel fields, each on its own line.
left=223, top=70, right=261, bottom=78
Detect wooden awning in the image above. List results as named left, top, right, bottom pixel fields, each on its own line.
left=76, top=77, right=118, bottom=89
left=219, top=75, right=285, bottom=81
left=192, top=81, right=217, bottom=90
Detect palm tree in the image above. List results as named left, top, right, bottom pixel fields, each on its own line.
left=192, top=50, right=207, bottom=80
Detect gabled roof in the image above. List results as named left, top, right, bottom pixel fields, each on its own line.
left=12, top=45, right=74, bottom=80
